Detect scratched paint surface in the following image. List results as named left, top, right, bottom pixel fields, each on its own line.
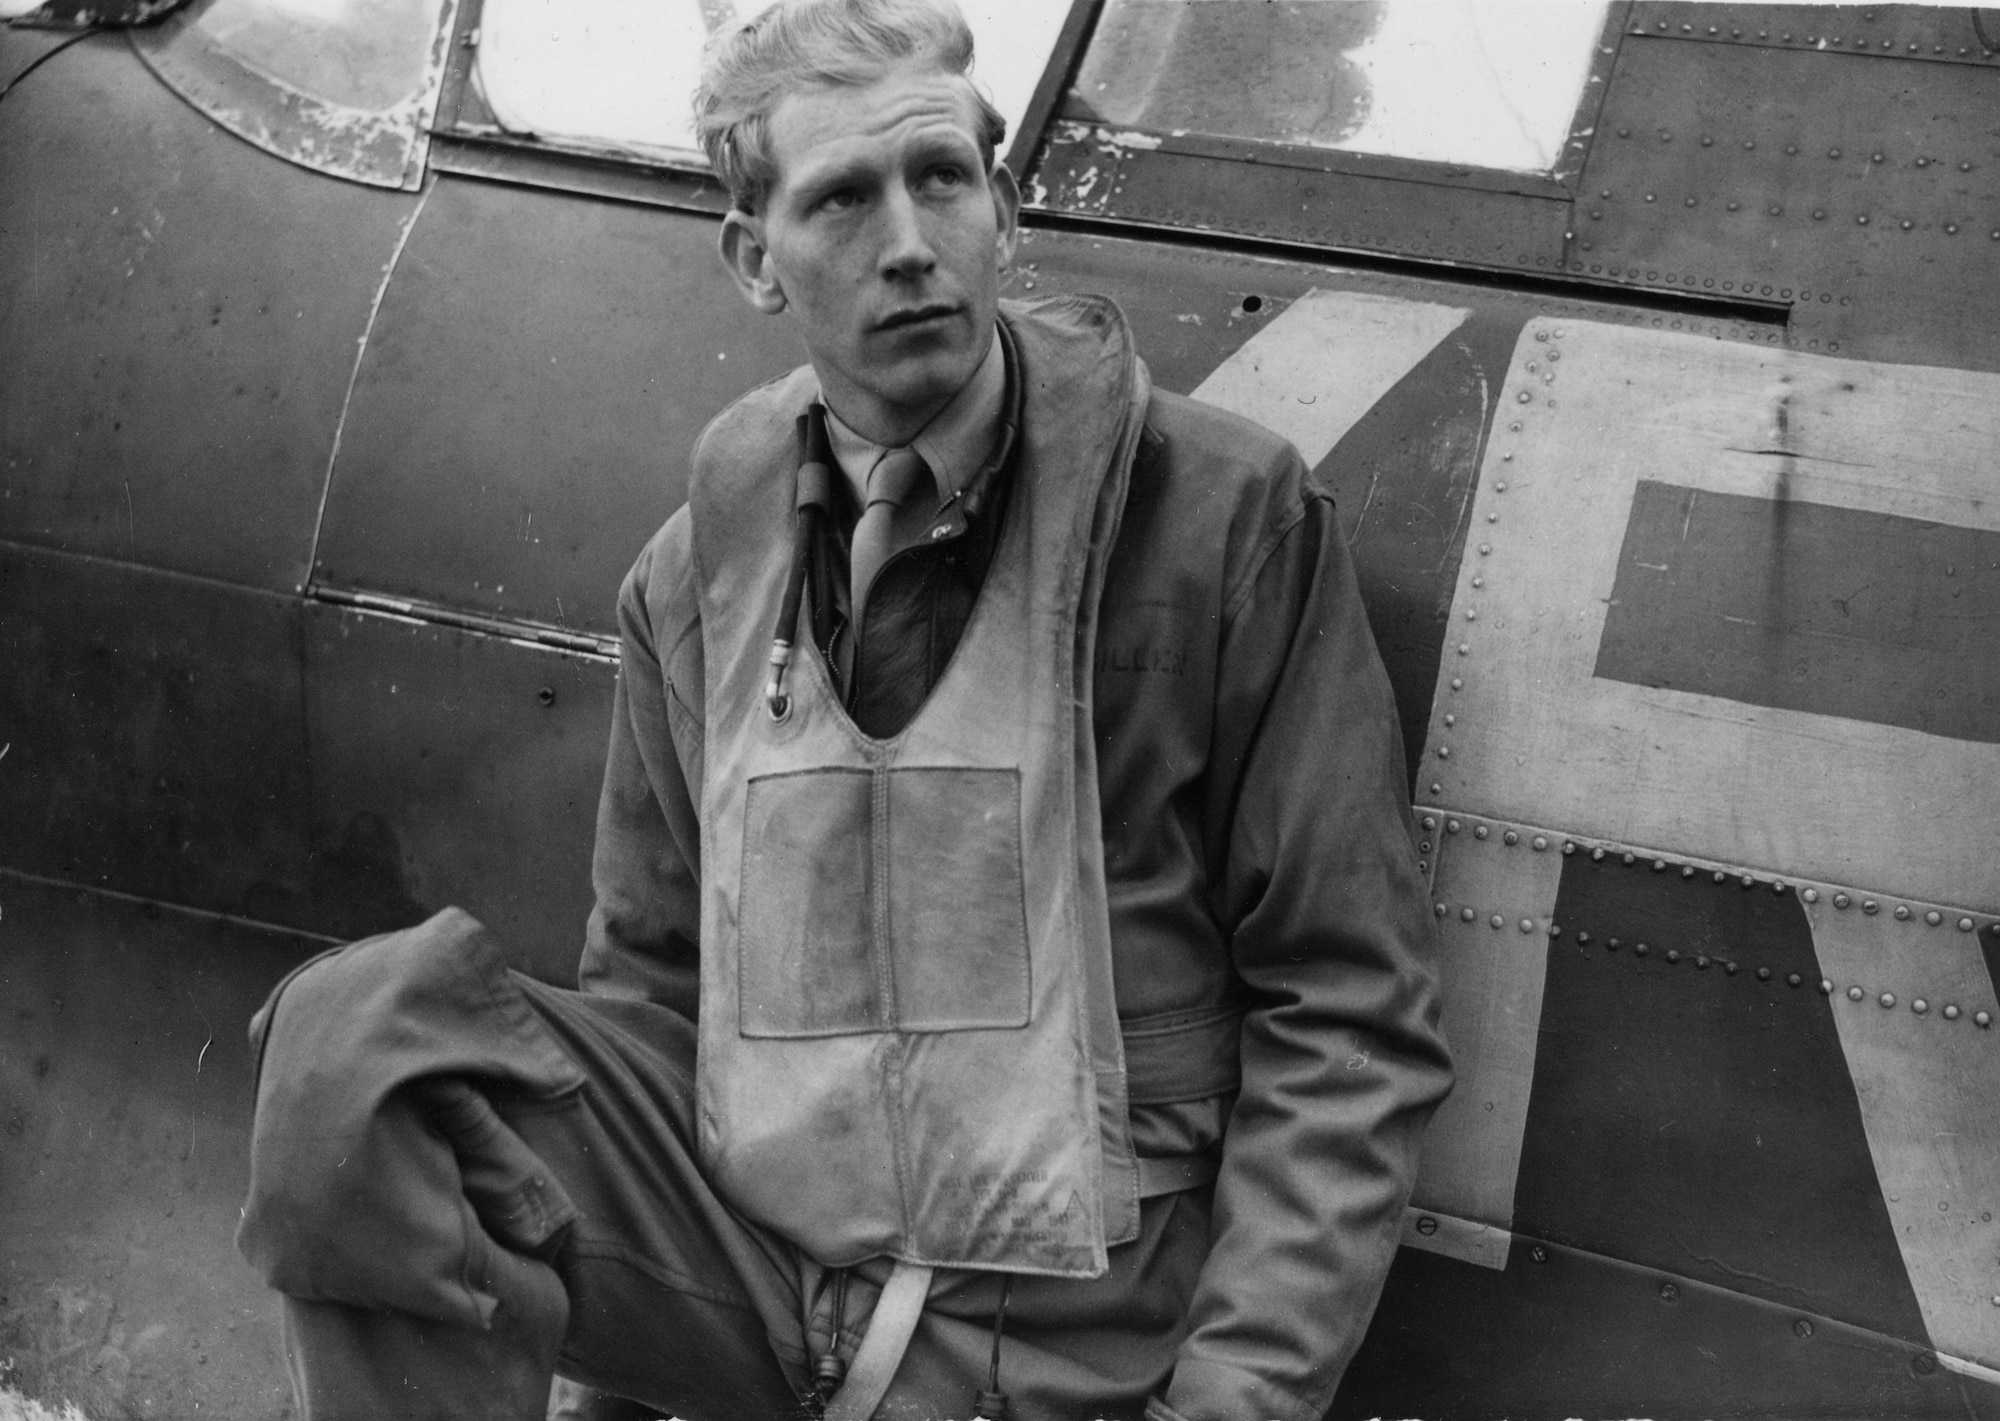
left=1423, top=319, right=2000, bottom=909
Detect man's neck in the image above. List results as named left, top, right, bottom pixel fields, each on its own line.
left=824, top=329, right=1006, bottom=510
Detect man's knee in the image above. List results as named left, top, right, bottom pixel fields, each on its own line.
left=237, top=913, right=585, bottom=1328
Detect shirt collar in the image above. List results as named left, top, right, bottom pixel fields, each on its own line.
left=822, top=328, right=1005, bottom=511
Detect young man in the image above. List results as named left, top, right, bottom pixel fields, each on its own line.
left=237, top=3, right=1451, bottom=1418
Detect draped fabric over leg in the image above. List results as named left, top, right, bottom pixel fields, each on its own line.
left=240, top=911, right=1208, bottom=1421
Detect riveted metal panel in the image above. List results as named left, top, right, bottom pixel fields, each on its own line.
left=1026, top=125, right=1575, bottom=276
left=1514, top=849, right=1928, bottom=1342
left=1018, top=227, right=1780, bottom=790
left=312, top=177, right=805, bottom=636
left=1425, top=316, right=2000, bottom=910
left=0, top=542, right=313, bottom=922
left=1575, top=34, right=2000, bottom=369
left=0, top=35, right=419, bottom=591
left=0, top=877, right=305, bottom=1419
left=1336, top=1232, right=1997, bottom=1420
left=301, top=601, right=614, bottom=982
left=1628, top=3, right=2000, bottom=66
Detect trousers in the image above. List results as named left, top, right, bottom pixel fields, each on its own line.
left=238, top=912, right=1212, bottom=1421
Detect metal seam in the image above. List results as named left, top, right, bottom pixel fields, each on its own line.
left=302, top=175, right=435, bottom=596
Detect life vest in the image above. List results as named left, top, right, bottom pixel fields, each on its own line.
left=687, top=295, right=1148, bottom=1277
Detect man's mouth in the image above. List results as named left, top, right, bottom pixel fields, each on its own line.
left=875, top=303, right=958, bottom=332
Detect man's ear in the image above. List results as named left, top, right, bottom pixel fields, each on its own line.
left=989, top=161, right=1021, bottom=270
left=718, top=210, right=788, bottom=315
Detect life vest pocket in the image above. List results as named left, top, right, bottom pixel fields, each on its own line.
left=738, top=766, right=1032, bottom=1037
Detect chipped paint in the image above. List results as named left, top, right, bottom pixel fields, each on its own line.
left=129, top=0, right=460, bottom=191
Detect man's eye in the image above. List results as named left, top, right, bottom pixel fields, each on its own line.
left=924, top=167, right=966, bottom=191
left=819, top=189, right=860, bottom=212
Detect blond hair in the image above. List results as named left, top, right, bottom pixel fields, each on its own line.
left=695, top=0, right=1007, bottom=213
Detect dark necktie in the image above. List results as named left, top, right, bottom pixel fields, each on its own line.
left=849, top=447, right=928, bottom=641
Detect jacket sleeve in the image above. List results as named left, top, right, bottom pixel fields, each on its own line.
left=1163, top=476, right=1454, bottom=1421
left=577, top=513, right=707, bottom=1019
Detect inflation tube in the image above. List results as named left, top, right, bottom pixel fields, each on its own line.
left=767, top=405, right=833, bottom=722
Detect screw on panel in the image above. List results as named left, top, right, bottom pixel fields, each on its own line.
left=1795, top=1318, right=1814, bottom=1338
left=1520, top=919, right=1535, bottom=934
left=1475, top=825, right=1489, bottom=840
left=1758, top=967, right=1772, bottom=981
left=1714, top=871, right=1728, bottom=883
left=1978, top=1012, right=1993, bottom=1028
left=1634, top=942, right=1650, bottom=957
left=1435, top=903, right=1448, bottom=917
left=1416, top=1215, right=1439, bottom=1236
left=1803, top=888, right=1819, bottom=903
left=1549, top=924, right=1563, bottom=937
left=1960, top=918, right=1975, bottom=932
left=1913, top=999, right=1929, bottom=1015
left=1895, top=905, right=1912, bottom=920
left=1564, top=841, right=1577, bottom=855
left=1880, top=993, right=1897, bottom=1009
left=1682, top=866, right=1695, bottom=879
left=1578, top=931, right=1591, bottom=945
left=1849, top=986, right=1866, bottom=1001
left=1659, top=1282, right=1680, bottom=1302
left=1504, top=831, right=1519, bottom=846
left=1447, top=819, right=1462, bottom=834
left=1945, top=1005, right=1961, bottom=1020
left=1925, top=910, right=1942, bottom=926
left=1592, top=848, right=1606, bottom=862
left=1819, top=979, right=1833, bottom=994
left=1666, top=949, right=1682, bottom=964
left=1863, top=900, right=1880, bottom=914
left=1697, top=955, right=1711, bottom=970
left=1461, top=908, right=1476, bottom=922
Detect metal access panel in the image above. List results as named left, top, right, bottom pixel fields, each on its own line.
left=0, top=877, right=307, bottom=1419
left=301, top=601, right=615, bottom=982
left=1578, top=10, right=2000, bottom=371
left=0, top=34, right=419, bottom=591
left=0, top=542, right=313, bottom=922
left=311, top=176, right=807, bottom=638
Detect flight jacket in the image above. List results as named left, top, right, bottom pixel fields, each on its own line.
left=580, top=295, right=1454, bottom=1421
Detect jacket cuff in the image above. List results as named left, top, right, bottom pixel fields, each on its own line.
left=1161, top=1356, right=1322, bottom=1421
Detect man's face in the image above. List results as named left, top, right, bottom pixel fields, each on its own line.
left=719, top=59, right=1020, bottom=445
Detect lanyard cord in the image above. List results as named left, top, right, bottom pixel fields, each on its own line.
left=767, top=404, right=834, bottom=722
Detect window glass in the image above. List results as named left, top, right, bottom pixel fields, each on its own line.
left=474, top=0, right=1076, bottom=165
left=131, top=0, right=453, bottom=188
left=176, top=0, right=439, bottom=113
left=1071, top=0, right=1608, bottom=174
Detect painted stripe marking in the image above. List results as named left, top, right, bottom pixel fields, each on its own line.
left=1190, top=288, right=1469, bottom=467
left=1805, top=898, right=2000, bottom=1370
left=1422, top=319, right=2000, bottom=908
left=1598, top=481, right=2000, bottom=745
left=1407, top=810, right=1561, bottom=1247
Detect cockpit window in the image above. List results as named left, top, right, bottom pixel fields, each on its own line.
left=1070, top=0, right=1608, bottom=175
left=131, top=0, right=456, bottom=189
left=471, top=0, right=1077, bottom=168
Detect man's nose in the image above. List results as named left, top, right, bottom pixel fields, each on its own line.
left=878, top=187, right=937, bottom=282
